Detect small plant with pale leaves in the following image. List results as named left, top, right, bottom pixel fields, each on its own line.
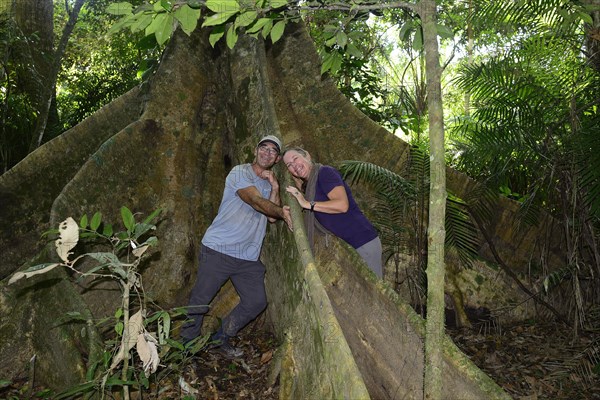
left=9, top=206, right=166, bottom=398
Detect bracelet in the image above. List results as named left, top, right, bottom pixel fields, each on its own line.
left=310, top=201, right=316, bottom=211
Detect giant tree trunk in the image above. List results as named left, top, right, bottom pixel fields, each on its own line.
left=14, top=0, right=54, bottom=112
left=31, top=0, right=87, bottom=150
left=0, top=20, right=556, bottom=396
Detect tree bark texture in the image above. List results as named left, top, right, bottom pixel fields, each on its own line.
left=0, top=20, right=562, bottom=395
left=31, top=0, right=87, bottom=150
left=14, top=0, right=54, bottom=110
left=420, top=1, right=447, bottom=399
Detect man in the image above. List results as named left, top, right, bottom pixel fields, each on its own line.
left=180, top=135, right=292, bottom=358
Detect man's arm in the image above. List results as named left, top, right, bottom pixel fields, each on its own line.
left=259, top=169, right=281, bottom=222
left=237, top=186, right=292, bottom=230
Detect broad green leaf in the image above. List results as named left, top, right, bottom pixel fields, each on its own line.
left=83, top=263, right=112, bottom=276
left=235, top=10, right=257, bottom=28
left=116, top=231, right=129, bottom=240
left=115, top=321, right=124, bottom=336
left=85, top=359, right=100, bottom=381
left=226, top=25, right=238, bottom=49
left=79, top=214, right=88, bottom=229
left=87, top=252, right=121, bottom=267
left=335, top=31, right=348, bottom=48
left=91, top=212, right=102, bottom=231
left=261, top=19, right=273, bottom=37
left=108, top=15, right=133, bottom=35
left=146, top=13, right=174, bottom=45
left=202, top=11, right=238, bottom=27
left=106, top=2, right=133, bottom=15
left=103, top=223, right=113, bottom=237
left=131, top=12, right=154, bottom=33
left=322, top=30, right=335, bottom=40
left=269, top=0, right=287, bottom=8
left=398, top=20, right=414, bottom=42
left=205, top=0, right=240, bottom=13
left=120, top=206, right=135, bottom=231
left=330, top=52, right=342, bottom=74
left=577, top=10, right=593, bottom=24
left=413, top=28, right=423, bottom=51
left=134, top=3, right=154, bottom=12
left=323, top=24, right=338, bottom=33
left=143, top=208, right=162, bottom=224
left=270, top=20, right=285, bottom=43
left=347, top=31, right=363, bottom=40
left=321, top=52, right=334, bottom=74
left=209, top=25, right=226, bottom=47
left=109, top=265, right=128, bottom=279
left=174, top=4, right=201, bottom=35
left=143, top=236, right=159, bottom=247
left=153, top=0, right=168, bottom=12
left=156, top=311, right=171, bottom=344
left=246, top=17, right=271, bottom=34
left=346, top=42, right=362, bottom=58
left=436, top=23, right=453, bottom=39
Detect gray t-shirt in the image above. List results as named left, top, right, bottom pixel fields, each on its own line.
left=202, top=163, right=272, bottom=261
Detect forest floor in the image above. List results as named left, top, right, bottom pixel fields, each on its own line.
left=174, top=317, right=600, bottom=400
left=447, top=319, right=600, bottom=400
left=2, top=317, right=599, bottom=399
left=173, top=318, right=600, bottom=400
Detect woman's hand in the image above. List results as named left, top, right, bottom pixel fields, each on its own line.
left=286, top=186, right=310, bottom=209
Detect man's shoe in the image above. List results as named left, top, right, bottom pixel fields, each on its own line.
left=215, top=341, right=244, bottom=359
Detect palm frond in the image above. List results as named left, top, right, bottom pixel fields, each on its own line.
left=471, top=0, right=582, bottom=39
left=339, top=160, right=417, bottom=200
left=341, top=158, right=481, bottom=270
left=574, top=113, right=600, bottom=218
left=445, top=194, right=480, bottom=267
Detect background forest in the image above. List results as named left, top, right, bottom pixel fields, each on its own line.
left=1, top=0, right=600, bottom=398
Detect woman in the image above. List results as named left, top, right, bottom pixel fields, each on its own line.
left=283, top=147, right=383, bottom=278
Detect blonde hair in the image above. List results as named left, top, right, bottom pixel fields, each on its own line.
left=282, top=147, right=308, bottom=158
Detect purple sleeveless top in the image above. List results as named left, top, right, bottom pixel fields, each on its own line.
left=313, top=166, right=378, bottom=248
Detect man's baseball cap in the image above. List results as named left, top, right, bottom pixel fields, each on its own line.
left=258, top=135, right=282, bottom=153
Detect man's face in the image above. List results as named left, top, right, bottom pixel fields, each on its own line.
left=255, top=142, right=280, bottom=168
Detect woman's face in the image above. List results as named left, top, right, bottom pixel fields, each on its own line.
left=283, top=150, right=312, bottom=180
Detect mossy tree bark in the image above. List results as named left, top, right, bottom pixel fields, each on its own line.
left=419, top=1, right=447, bottom=398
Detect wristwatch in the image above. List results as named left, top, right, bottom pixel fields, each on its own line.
left=310, top=201, right=316, bottom=211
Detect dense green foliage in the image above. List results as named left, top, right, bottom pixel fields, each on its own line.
left=0, top=0, right=161, bottom=172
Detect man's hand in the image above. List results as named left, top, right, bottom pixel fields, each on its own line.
left=260, top=170, right=279, bottom=189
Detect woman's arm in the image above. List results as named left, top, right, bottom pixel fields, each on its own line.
left=285, top=185, right=349, bottom=213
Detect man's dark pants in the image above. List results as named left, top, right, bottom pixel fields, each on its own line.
left=180, top=245, right=267, bottom=341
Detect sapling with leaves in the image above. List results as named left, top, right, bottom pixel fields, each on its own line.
left=9, top=206, right=163, bottom=399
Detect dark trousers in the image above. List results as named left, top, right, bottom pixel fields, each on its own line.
left=180, top=245, right=267, bottom=341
